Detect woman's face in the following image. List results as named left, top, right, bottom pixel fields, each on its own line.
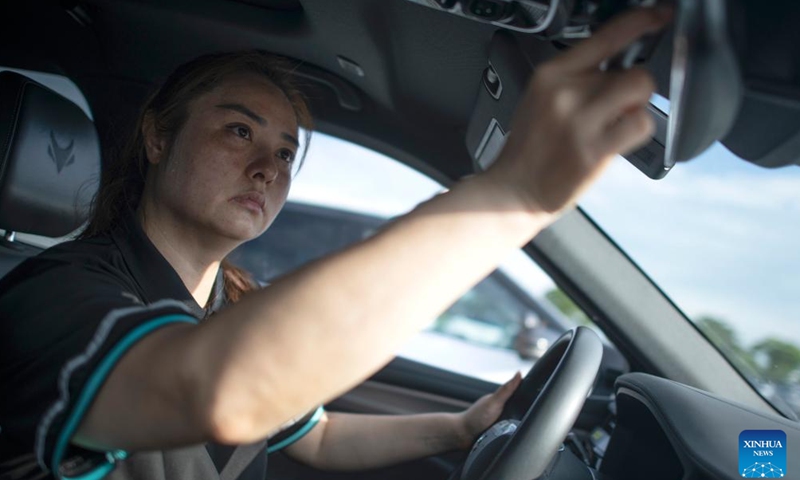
left=145, top=73, right=300, bottom=246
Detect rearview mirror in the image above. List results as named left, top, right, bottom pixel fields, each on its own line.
left=663, top=0, right=744, bottom=169
left=464, top=0, right=746, bottom=180
left=615, top=0, right=745, bottom=179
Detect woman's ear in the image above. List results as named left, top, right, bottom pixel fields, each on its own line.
left=142, top=112, right=167, bottom=165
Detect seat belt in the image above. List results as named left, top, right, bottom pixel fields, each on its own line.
left=218, top=440, right=267, bottom=480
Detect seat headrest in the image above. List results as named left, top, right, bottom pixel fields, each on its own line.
left=0, top=71, right=100, bottom=238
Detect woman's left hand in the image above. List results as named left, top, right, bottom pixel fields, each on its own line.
left=455, top=372, right=523, bottom=450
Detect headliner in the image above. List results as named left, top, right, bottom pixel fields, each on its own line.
left=2, top=0, right=799, bottom=178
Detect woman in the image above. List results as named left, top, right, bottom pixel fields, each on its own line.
left=0, top=6, right=669, bottom=480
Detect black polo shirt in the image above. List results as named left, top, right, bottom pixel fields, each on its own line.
left=0, top=215, right=322, bottom=480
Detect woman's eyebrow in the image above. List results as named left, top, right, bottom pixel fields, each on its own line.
left=216, top=103, right=298, bottom=146
left=282, top=133, right=299, bottom=148
left=216, top=103, right=266, bottom=126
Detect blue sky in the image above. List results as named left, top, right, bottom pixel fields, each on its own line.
left=581, top=143, right=800, bottom=348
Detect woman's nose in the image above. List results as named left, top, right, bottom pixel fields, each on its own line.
left=246, top=153, right=279, bottom=183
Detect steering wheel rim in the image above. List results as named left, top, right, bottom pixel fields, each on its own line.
left=455, top=326, right=604, bottom=480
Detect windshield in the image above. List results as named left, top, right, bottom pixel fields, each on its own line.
left=581, top=117, right=800, bottom=417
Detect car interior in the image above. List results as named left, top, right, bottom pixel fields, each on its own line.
left=1, top=1, right=800, bottom=479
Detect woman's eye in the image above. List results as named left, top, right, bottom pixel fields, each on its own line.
left=277, top=149, right=296, bottom=163
left=229, top=125, right=251, bottom=140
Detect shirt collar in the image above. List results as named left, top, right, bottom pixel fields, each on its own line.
left=111, top=214, right=221, bottom=319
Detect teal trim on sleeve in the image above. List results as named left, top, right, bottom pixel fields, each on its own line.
left=266, top=406, right=325, bottom=454
left=53, top=315, right=197, bottom=480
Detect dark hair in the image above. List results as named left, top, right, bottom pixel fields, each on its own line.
left=80, top=51, right=313, bottom=303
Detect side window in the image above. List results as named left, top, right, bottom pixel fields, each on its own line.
left=230, top=133, right=606, bottom=383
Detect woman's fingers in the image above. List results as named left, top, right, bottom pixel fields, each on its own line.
left=552, top=6, right=673, bottom=73
left=599, top=106, right=656, bottom=157
left=487, top=6, right=670, bottom=215
left=583, top=67, right=656, bottom=128
left=496, top=371, right=522, bottom=400
left=484, top=372, right=521, bottom=404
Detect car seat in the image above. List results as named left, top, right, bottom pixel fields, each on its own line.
left=0, top=70, right=100, bottom=278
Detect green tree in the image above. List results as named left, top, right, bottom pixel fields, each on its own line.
left=751, top=339, right=800, bottom=384
left=696, top=316, right=737, bottom=347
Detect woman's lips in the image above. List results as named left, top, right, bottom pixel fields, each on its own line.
left=231, top=192, right=266, bottom=214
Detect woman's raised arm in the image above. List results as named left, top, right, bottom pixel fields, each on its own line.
left=75, top=5, right=668, bottom=452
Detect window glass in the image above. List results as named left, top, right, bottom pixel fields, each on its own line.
left=231, top=132, right=607, bottom=383
left=580, top=103, right=800, bottom=416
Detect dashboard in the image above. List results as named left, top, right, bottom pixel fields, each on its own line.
left=593, top=373, right=799, bottom=480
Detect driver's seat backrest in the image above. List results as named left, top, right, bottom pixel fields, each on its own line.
left=0, top=71, right=101, bottom=278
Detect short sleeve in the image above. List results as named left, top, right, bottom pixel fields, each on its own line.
left=266, top=407, right=325, bottom=454
left=0, top=259, right=198, bottom=479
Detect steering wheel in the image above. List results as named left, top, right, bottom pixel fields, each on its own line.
left=449, top=326, right=603, bottom=480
